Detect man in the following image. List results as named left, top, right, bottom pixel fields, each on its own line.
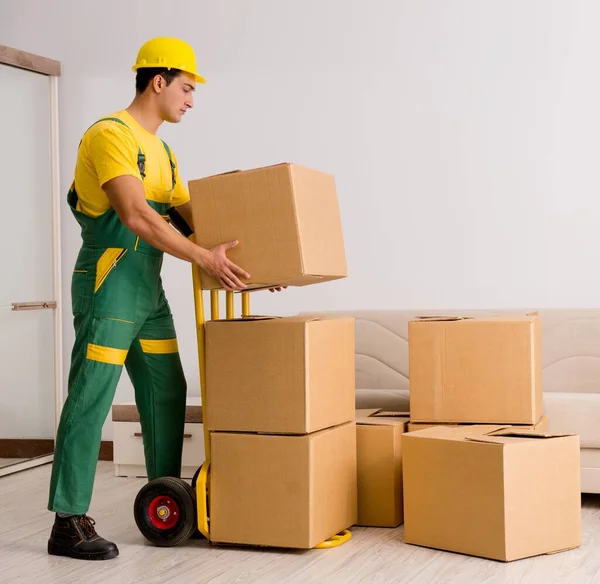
left=47, top=37, right=272, bottom=561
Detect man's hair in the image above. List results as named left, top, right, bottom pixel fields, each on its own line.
left=135, top=67, right=182, bottom=94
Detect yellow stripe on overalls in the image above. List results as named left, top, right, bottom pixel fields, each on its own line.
left=139, top=338, right=179, bottom=354
left=86, top=343, right=128, bottom=365
left=95, top=248, right=127, bottom=293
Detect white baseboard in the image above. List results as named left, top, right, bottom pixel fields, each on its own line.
left=0, top=454, right=53, bottom=478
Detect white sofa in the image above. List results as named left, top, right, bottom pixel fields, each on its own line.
left=317, top=309, right=600, bottom=494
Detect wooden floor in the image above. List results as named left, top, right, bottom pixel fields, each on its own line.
left=1, top=461, right=600, bottom=584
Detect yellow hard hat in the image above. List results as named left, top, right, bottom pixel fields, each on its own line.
left=132, top=37, right=206, bottom=83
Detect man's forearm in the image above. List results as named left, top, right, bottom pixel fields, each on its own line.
left=127, top=204, right=208, bottom=265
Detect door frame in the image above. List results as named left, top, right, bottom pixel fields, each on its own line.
left=0, top=45, right=63, bottom=477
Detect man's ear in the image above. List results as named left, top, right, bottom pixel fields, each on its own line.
left=153, top=74, right=164, bottom=93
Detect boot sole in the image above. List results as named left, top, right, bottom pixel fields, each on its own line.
left=48, top=542, right=119, bottom=561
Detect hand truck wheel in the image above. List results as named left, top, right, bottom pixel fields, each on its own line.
left=133, top=476, right=197, bottom=547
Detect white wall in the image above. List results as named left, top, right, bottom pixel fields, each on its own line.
left=3, top=0, right=600, bottom=439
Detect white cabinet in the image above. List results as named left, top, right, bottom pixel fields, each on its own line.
left=112, top=400, right=205, bottom=479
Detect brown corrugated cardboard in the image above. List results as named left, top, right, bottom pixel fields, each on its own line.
left=356, top=409, right=411, bottom=421
left=355, top=410, right=409, bottom=527
left=188, top=163, right=347, bottom=290
left=403, top=425, right=581, bottom=561
left=409, top=314, right=543, bottom=424
left=406, top=413, right=549, bottom=433
left=205, top=315, right=355, bottom=434
left=210, top=421, right=357, bottom=549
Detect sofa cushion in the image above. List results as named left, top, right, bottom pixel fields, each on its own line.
left=356, top=389, right=600, bottom=448
left=581, top=448, right=600, bottom=468
left=317, top=309, right=600, bottom=395
left=355, top=389, right=409, bottom=412
left=544, top=392, right=600, bottom=448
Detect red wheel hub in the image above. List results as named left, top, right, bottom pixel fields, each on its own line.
left=148, top=495, right=181, bottom=530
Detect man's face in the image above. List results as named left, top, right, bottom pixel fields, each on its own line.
left=156, top=72, right=196, bottom=123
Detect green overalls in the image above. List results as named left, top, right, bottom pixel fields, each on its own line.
left=48, top=118, right=188, bottom=515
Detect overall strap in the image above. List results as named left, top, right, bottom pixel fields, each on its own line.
left=160, top=139, right=176, bottom=190
left=68, top=117, right=146, bottom=211
left=68, top=118, right=176, bottom=217
left=80, top=117, right=146, bottom=179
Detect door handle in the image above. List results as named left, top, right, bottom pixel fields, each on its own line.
left=12, top=301, right=57, bottom=311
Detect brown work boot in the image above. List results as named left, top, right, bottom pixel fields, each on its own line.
left=48, top=514, right=119, bottom=560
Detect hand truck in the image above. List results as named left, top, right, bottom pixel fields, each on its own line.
left=133, top=261, right=352, bottom=549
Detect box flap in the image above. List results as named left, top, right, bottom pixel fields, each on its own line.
left=489, top=428, right=576, bottom=439
left=464, top=429, right=576, bottom=445
left=284, top=315, right=328, bottom=323
left=355, top=409, right=410, bottom=427
left=208, top=315, right=343, bottom=324
left=405, top=425, right=511, bottom=440
left=413, top=316, right=469, bottom=322
left=356, top=417, right=409, bottom=427
left=295, top=313, right=354, bottom=323
left=371, top=410, right=411, bottom=418
left=193, top=162, right=292, bottom=182
left=208, top=316, right=277, bottom=323
left=411, top=314, right=537, bottom=324
left=355, top=409, right=381, bottom=418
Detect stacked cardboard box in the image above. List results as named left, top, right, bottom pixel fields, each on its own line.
left=408, top=314, right=543, bottom=425
left=190, top=165, right=582, bottom=557
left=190, top=163, right=357, bottom=549
left=402, top=314, right=582, bottom=560
left=355, top=409, right=409, bottom=528
left=403, top=425, right=581, bottom=561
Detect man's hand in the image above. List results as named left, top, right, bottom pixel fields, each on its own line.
left=269, top=286, right=287, bottom=293
left=202, top=240, right=250, bottom=291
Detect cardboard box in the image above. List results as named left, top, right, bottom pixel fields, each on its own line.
left=406, top=413, right=549, bottom=433
left=206, top=315, right=355, bottom=434
left=188, top=163, right=347, bottom=290
left=409, top=314, right=543, bottom=424
left=210, top=421, right=357, bottom=549
left=403, top=425, right=581, bottom=561
left=355, top=410, right=409, bottom=527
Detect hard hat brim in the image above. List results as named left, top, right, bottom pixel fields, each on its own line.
left=132, top=64, right=206, bottom=84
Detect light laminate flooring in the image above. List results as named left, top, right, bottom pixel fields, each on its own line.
left=1, top=461, right=599, bottom=584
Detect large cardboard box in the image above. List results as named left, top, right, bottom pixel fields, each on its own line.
left=355, top=410, right=409, bottom=528
left=206, top=315, right=355, bottom=434
left=188, top=163, right=347, bottom=290
left=406, top=413, right=549, bottom=433
left=409, top=314, right=543, bottom=424
left=210, top=422, right=357, bottom=549
left=403, top=425, right=581, bottom=561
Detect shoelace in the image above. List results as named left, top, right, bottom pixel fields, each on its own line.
left=77, top=515, right=97, bottom=539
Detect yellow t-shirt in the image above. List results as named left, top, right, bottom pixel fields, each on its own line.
left=73, top=110, right=190, bottom=218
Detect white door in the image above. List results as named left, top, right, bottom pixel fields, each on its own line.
left=0, top=59, right=62, bottom=475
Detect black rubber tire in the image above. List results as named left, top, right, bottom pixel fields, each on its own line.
left=134, top=477, right=197, bottom=547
